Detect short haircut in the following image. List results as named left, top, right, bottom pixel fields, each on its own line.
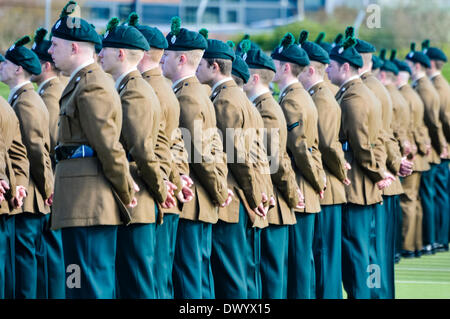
left=232, top=74, right=244, bottom=87
left=175, top=49, right=204, bottom=68
left=361, top=52, right=373, bottom=67
left=310, top=61, right=326, bottom=77
left=336, top=61, right=359, bottom=75
left=434, top=60, right=445, bottom=71
left=280, top=61, right=305, bottom=77
left=40, top=59, right=60, bottom=74
left=147, top=48, right=164, bottom=64
left=385, top=71, right=397, bottom=82
left=124, top=48, right=144, bottom=64
left=250, top=68, right=275, bottom=86
left=205, top=58, right=232, bottom=76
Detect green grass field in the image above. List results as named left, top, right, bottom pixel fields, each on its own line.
left=394, top=250, right=450, bottom=299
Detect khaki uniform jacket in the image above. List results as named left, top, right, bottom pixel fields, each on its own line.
left=117, top=70, right=168, bottom=224
left=38, top=77, right=64, bottom=160
left=309, top=81, right=347, bottom=205
left=254, top=91, right=297, bottom=225
left=143, top=68, right=190, bottom=216
left=385, top=84, right=411, bottom=155
left=211, top=80, right=269, bottom=228
left=10, top=82, right=53, bottom=215
left=279, top=82, right=325, bottom=213
left=413, top=76, right=447, bottom=163
left=399, top=84, right=431, bottom=172
left=51, top=63, right=135, bottom=229
left=174, top=76, right=228, bottom=223
left=0, top=97, right=29, bottom=215
left=361, top=72, right=403, bottom=196
left=336, top=78, right=384, bottom=205
left=431, top=74, right=450, bottom=156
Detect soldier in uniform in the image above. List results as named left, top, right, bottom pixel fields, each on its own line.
left=236, top=42, right=303, bottom=299
left=327, top=35, right=391, bottom=299
left=271, top=33, right=326, bottom=299
left=161, top=17, right=233, bottom=299
left=28, top=27, right=66, bottom=299
left=298, top=30, right=350, bottom=299
left=377, top=51, right=414, bottom=295
left=394, top=57, right=431, bottom=258
left=405, top=43, right=448, bottom=255
left=354, top=29, right=412, bottom=298
left=98, top=17, right=179, bottom=298
left=422, top=40, right=450, bottom=252
left=48, top=13, right=138, bottom=298
left=0, top=87, right=29, bottom=299
left=130, top=13, right=195, bottom=299
left=196, top=33, right=275, bottom=299
left=0, top=36, right=54, bottom=299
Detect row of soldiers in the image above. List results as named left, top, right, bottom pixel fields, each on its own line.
left=0, top=0, right=449, bottom=299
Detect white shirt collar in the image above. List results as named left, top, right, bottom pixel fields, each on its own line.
left=211, top=77, right=233, bottom=94
left=8, top=81, right=31, bottom=104
left=37, top=76, right=57, bottom=94
left=115, top=68, right=137, bottom=90
left=429, top=71, right=441, bottom=80
left=69, top=59, right=95, bottom=83
left=306, top=79, right=324, bottom=92
left=280, top=79, right=298, bottom=97
left=340, top=75, right=360, bottom=91
left=250, top=89, right=271, bottom=104
left=412, top=73, right=426, bottom=86
left=397, top=83, right=407, bottom=89
left=172, top=74, right=196, bottom=89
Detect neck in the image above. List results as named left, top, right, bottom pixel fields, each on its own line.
left=111, top=62, right=136, bottom=82
left=212, top=73, right=231, bottom=87
left=303, top=75, right=323, bottom=91
left=138, top=58, right=160, bottom=74
left=67, top=54, right=94, bottom=75
left=246, top=83, right=269, bottom=100
left=359, top=64, right=371, bottom=75
left=6, top=76, right=28, bottom=89
left=172, top=68, right=196, bottom=83
left=277, top=75, right=297, bottom=92
left=36, top=71, right=57, bottom=87
left=340, top=73, right=359, bottom=88
left=412, top=71, right=426, bottom=82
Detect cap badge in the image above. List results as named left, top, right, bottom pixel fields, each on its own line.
left=242, top=53, right=247, bottom=61
left=278, top=46, right=283, bottom=54
left=338, top=47, right=344, bottom=54
left=55, top=20, right=61, bottom=29
left=8, top=44, right=15, bottom=51
left=171, top=35, right=176, bottom=44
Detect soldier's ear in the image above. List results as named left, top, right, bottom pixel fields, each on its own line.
left=178, top=53, right=187, bottom=66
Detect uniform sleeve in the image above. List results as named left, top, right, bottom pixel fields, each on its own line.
left=282, top=97, right=324, bottom=193
left=179, top=94, right=228, bottom=205
left=341, top=93, right=385, bottom=183
left=259, top=108, right=299, bottom=208
left=14, top=101, right=53, bottom=199
left=315, top=93, right=347, bottom=182
left=214, top=97, right=262, bottom=209
left=8, top=119, right=29, bottom=188
left=422, top=88, right=447, bottom=154
left=77, top=82, right=135, bottom=205
left=41, top=90, right=60, bottom=158
left=120, top=86, right=168, bottom=204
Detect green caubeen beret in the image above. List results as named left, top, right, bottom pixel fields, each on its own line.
left=372, top=54, right=383, bottom=70
left=422, top=39, right=447, bottom=63
left=200, top=29, right=235, bottom=61
left=379, top=49, right=399, bottom=75
left=405, top=42, right=431, bottom=68
left=390, top=49, right=412, bottom=75
left=228, top=41, right=250, bottom=83
left=315, top=32, right=332, bottom=54
left=5, top=36, right=42, bottom=75
left=126, top=12, right=168, bottom=50
left=31, top=27, right=53, bottom=62
left=236, top=34, right=261, bottom=55
left=166, top=16, right=207, bottom=51
left=329, top=34, right=363, bottom=69
left=238, top=39, right=276, bottom=72
left=340, top=26, right=376, bottom=54
left=51, top=17, right=101, bottom=46
left=271, top=32, right=310, bottom=67
left=298, top=30, right=330, bottom=65
left=101, top=17, right=149, bottom=51
left=0, top=54, right=5, bottom=63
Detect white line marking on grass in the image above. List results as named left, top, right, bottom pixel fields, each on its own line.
left=396, top=280, right=450, bottom=284
left=396, top=267, right=450, bottom=272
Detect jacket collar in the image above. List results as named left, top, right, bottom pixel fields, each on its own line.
left=173, top=75, right=198, bottom=94
left=210, top=78, right=235, bottom=101
left=335, top=77, right=362, bottom=101
left=308, top=80, right=326, bottom=96
left=37, top=76, right=59, bottom=95
left=117, top=69, right=141, bottom=93
left=60, top=62, right=98, bottom=100
left=9, top=82, right=34, bottom=106
left=142, top=67, right=162, bottom=80
left=253, top=91, right=273, bottom=107
left=279, top=81, right=303, bottom=103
